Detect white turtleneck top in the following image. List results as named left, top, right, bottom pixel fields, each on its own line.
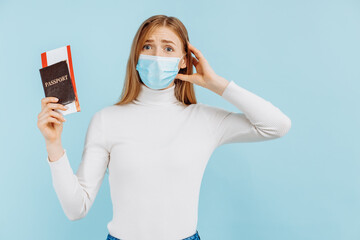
left=46, top=80, right=291, bottom=240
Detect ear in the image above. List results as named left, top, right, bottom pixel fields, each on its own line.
left=179, top=56, right=187, bottom=69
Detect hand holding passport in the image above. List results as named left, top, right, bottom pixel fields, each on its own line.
left=39, top=45, right=81, bottom=116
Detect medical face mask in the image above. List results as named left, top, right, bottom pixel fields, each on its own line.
left=136, top=54, right=184, bottom=90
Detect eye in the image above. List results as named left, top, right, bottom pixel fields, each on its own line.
left=143, top=44, right=151, bottom=50
left=165, top=46, right=174, bottom=52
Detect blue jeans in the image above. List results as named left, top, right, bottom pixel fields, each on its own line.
left=106, top=230, right=201, bottom=240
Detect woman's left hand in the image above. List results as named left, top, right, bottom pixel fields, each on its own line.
left=176, top=42, right=229, bottom=95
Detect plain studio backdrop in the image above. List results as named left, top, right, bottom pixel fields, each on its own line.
left=1, top=0, right=359, bottom=239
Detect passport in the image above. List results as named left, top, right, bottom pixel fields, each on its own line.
left=39, top=45, right=80, bottom=116
left=39, top=60, right=76, bottom=107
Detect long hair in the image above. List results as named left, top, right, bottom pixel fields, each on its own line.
left=113, top=15, right=197, bottom=106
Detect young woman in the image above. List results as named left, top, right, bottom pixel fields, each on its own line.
left=37, top=15, right=291, bottom=240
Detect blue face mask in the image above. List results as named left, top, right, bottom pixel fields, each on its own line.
left=136, top=54, right=184, bottom=90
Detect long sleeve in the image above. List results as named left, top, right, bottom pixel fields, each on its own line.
left=46, top=110, right=110, bottom=221
left=213, top=80, right=292, bottom=147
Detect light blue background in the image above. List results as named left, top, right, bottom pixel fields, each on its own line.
left=1, top=0, right=359, bottom=239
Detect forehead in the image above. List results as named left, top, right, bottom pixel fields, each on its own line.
left=145, top=26, right=182, bottom=45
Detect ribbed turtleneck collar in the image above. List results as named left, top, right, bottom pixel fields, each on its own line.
left=133, top=83, right=180, bottom=106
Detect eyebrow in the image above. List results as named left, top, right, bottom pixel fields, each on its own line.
left=145, top=39, right=176, bottom=46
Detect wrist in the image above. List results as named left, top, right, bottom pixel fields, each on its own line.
left=46, top=139, right=62, bottom=147
left=206, top=75, right=230, bottom=96
left=46, top=140, right=65, bottom=162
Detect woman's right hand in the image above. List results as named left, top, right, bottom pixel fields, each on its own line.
left=37, top=97, right=68, bottom=143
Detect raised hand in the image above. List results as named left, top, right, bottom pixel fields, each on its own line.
left=176, top=42, right=229, bottom=96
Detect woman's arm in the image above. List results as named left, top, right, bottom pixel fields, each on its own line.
left=46, top=110, right=110, bottom=221
left=176, top=42, right=291, bottom=147
left=213, top=78, right=291, bottom=147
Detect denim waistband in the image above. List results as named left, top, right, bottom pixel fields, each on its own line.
left=106, top=230, right=201, bottom=240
